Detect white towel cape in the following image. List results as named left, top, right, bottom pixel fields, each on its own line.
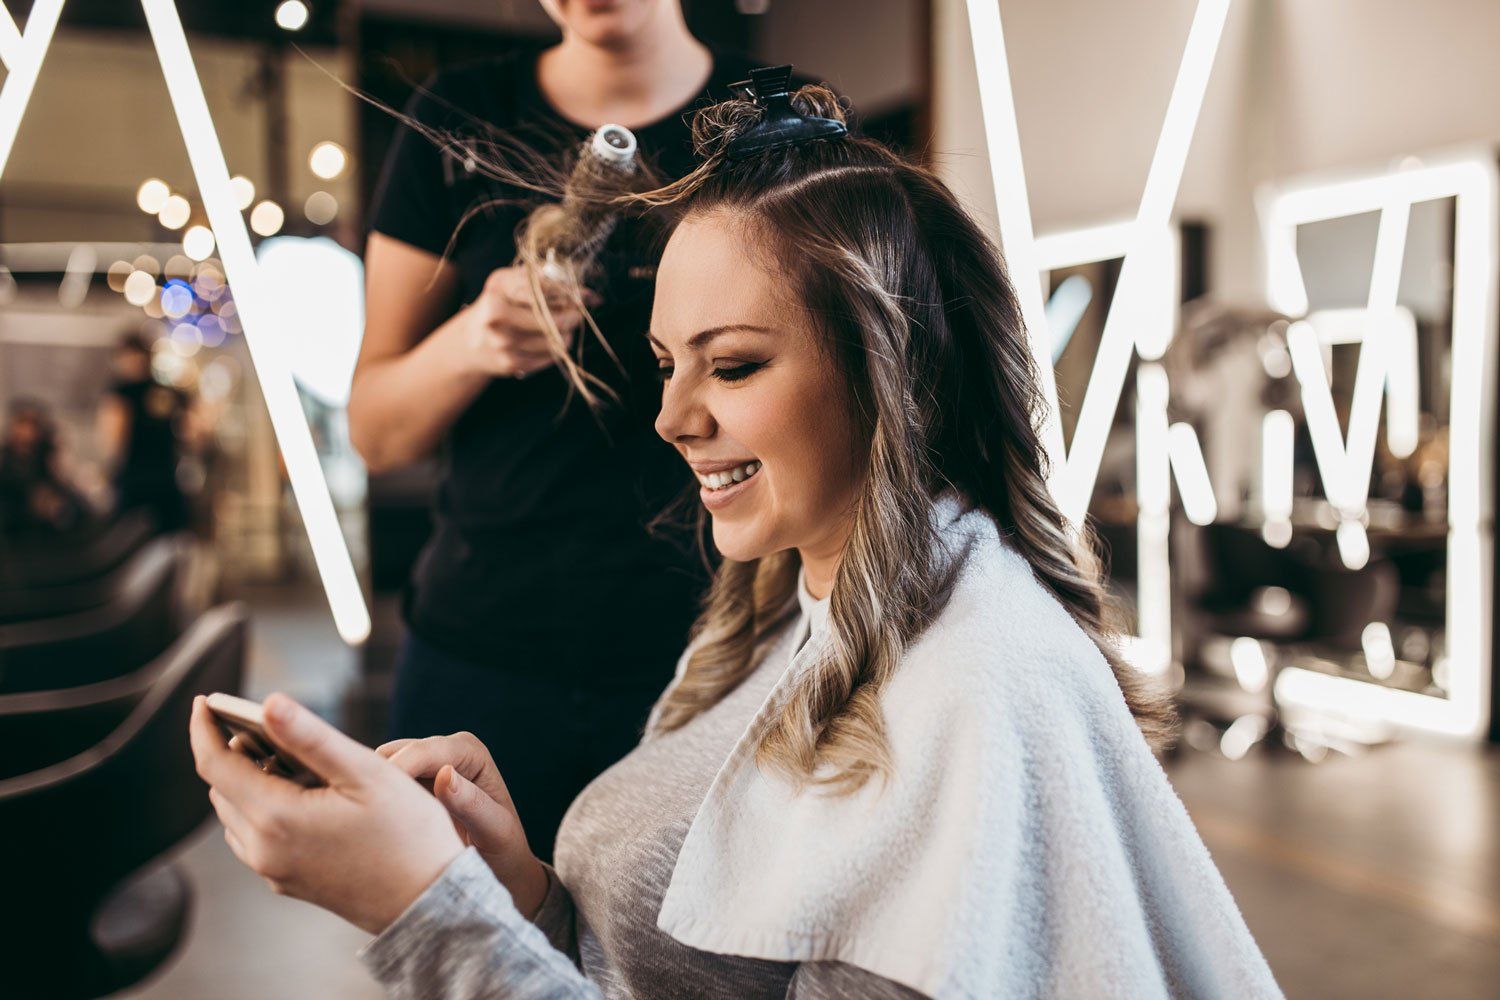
left=652, top=498, right=1282, bottom=999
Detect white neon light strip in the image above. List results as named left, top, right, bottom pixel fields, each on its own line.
left=1167, top=422, right=1218, bottom=526
left=1261, top=408, right=1294, bottom=531
left=0, top=0, right=63, bottom=176
left=961, top=0, right=1064, bottom=479
left=0, top=3, right=23, bottom=70
left=138, top=1, right=370, bottom=643
left=1032, top=219, right=1135, bottom=271
left=1275, top=665, right=1479, bottom=740
left=1344, top=197, right=1411, bottom=511
left=1133, top=364, right=1172, bottom=676
left=1263, top=151, right=1497, bottom=740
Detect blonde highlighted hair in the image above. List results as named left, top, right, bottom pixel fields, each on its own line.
left=628, top=85, right=1176, bottom=794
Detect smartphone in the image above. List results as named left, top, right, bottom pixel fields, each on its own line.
left=205, top=693, right=324, bottom=788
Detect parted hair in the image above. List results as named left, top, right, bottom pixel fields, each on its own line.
left=634, top=85, right=1177, bottom=793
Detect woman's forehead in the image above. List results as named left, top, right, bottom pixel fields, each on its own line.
left=654, top=215, right=788, bottom=345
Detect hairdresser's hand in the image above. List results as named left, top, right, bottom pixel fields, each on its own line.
left=189, top=693, right=464, bottom=936
left=449, top=265, right=585, bottom=379
left=377, top=731, right=549, bottom=918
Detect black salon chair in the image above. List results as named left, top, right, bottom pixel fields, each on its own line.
left=0, top=603, right=248, bottom=999
left=0, top=536, right=184, bottom=695
left=0, top=510, right=154, bottom=592
left=0, top=526, right=180, bottom=627
left=0, top=606, right=207, bottom=779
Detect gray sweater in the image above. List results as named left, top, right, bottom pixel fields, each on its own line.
left=359, top=586, right=925, bottom=999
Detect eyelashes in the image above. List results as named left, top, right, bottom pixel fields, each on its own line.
left=655, top=360, right=767, bottom=384
left=711, top=361, right=765, bottom=383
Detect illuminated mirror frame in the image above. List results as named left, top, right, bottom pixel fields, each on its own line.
left=1261, top=153, right=1498, bottom=740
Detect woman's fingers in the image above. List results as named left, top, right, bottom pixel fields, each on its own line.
left=434, top=765, right=518, bottom=855
left=209, top=787, right=254, bottom=848
left=384, top=733, right=489, bottom=784
left=374, top=738, right=416, bottom=759
left=223, top=824, right=252, bottom=868
left=189, top=697, right=296, bottom=818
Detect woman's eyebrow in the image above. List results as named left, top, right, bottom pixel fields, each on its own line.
left=647, top=324, right=774, bottom=353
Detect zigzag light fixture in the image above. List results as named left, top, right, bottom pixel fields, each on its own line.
left=0, top=0, right=371, bottom=644
left=963, top=0, right=1233, bottom=530
left=1262, top=152, right=1497, bottom=740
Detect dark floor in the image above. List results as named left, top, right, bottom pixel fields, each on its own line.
left=123, top=586, right=1500, bottom=998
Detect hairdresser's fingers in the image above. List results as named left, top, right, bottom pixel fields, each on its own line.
left=483, top=266, right=574, bottom=313
left=499, top=287, right=577, bottom=315
left=503, top=358, right=553, bottom=380
left=495, top=301, right=584, bottom=337
left=491, top=337, right=557, bottom=361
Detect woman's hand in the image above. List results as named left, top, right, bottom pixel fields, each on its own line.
left=445, top=265, right=585, bottom=379
left=377, top=731, right=550, bottom=918
left=188, top=693, right=465, bottom=936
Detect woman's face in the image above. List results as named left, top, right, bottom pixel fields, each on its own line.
left=539, top=0, right=667, bottom=47
left=6, top=414, right=41, bottom=451
left=650, top=210, right=865, bottom=564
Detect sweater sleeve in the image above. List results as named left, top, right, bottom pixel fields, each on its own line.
left=359, top=847, right=600, bottom=1000
left=787, top=961, right=930, bottom=999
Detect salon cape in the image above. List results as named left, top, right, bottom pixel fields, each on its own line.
left=648, top=497, right=1282, bottom=999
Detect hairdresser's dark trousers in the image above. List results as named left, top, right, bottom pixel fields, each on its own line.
left=389, top=631, right=664, bottom=863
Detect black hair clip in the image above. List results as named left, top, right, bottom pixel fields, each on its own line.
left=724, top=64, right=847, bottom=161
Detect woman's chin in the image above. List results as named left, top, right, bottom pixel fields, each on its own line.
left=709, top=522, right=771, bottom=564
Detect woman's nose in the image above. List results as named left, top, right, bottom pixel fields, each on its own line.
left=655, top=378, right=714, bottom=444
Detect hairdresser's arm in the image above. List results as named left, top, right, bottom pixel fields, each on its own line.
left=348, top=235, right=582, bottom=473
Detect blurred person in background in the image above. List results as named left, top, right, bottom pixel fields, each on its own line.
left=0, top=398, right=91, bottom=540
left=351, top=0, right=772, bottom=861
left=97, top=332, right=191, bottom=533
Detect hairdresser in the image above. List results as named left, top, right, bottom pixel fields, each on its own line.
left=352, top=2, right=771, bottom=862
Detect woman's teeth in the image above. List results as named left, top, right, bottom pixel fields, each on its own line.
left=697, top=461, right=761, bottom=492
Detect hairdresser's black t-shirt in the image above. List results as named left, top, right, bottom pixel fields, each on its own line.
left=369, top=47, right=760, bottom=679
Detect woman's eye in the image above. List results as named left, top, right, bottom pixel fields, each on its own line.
left=711, top=361, right=765, bottom=383
left=655, top=364, right=674, bottom=382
